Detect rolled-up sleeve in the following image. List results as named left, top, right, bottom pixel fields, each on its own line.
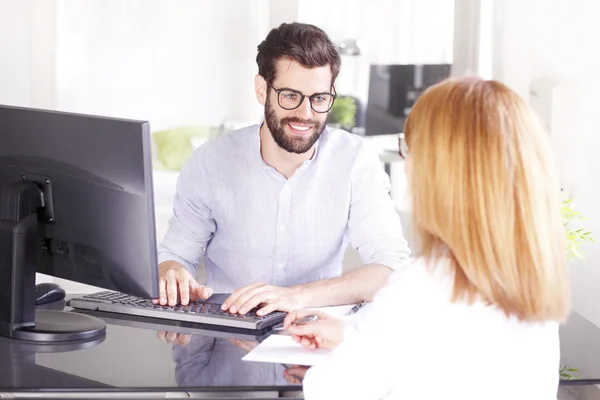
left=157, top=150, right=216, bottom=273
left=346, top=143, right=411, bottom=271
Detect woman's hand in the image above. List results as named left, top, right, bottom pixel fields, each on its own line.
left=284, top=309, right=344, bottom=351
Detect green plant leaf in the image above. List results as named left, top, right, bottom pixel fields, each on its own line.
left=328, top=97, right=357, bottom=130
left=562, top=198, right=594, bottom=261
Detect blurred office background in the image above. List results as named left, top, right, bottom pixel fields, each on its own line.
left=0, top=0, right=458, bottom=267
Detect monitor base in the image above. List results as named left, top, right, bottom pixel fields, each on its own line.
left=1, top=180, right=105, bottom=344
left=6, top=310, right=106, bottom=343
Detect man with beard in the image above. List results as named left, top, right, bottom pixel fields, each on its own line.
left=155, top=22, right=410, bottom=316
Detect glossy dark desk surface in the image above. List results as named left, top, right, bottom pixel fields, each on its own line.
left=2, top=295, right=600, bottom=398
left=1, top=297, right=302, bottom=398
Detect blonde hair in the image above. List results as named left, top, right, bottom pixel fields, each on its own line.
left=405, top=76, right=570, bottom=322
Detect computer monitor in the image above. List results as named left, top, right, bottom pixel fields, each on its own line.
left=0, top=105, right=159, bottom=343
left=364, top=63, right=451, bottom=135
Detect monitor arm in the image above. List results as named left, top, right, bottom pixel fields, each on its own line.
left=0, top=180, right=45, bottom=337
left=0, top=175, right=105, bottom=342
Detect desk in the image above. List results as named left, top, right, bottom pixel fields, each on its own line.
left=0, top=296, right=303, bottom=398
left=557, top=312, right=600, bottom=399
left=2, top=296, right=600, bottom=399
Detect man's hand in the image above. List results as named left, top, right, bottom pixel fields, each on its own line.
left=221, top=282, right=307, bottom=316
left=156, top=331, right=191, bottom=347
left=154, top=261, right=213, bottom=306
left=283, top=365, right=309, bottom=385
left=284, top=310, right=344, bottom=351
left=229, top=339, right=259, bottom=354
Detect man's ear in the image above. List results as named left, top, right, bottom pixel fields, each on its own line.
left=254, top=74, right=267, bottom=106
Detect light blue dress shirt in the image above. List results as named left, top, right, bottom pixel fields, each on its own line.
left=157, top=124, right=410, bottom=292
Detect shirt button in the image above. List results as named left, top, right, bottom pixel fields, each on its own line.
left=279, top=262, right=285, bottom=268
left=279, top=225, right=285, bottom=230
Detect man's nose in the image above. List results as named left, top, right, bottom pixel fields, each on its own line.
left=295, top=97, right=314, bottom=119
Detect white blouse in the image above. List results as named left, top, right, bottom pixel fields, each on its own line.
left=302, top=257, right=561, bottom=400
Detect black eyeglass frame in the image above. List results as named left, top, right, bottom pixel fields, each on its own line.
left=267, top=82, right=338, bottom=113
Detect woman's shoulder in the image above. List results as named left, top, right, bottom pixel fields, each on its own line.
left=369, top=256, right=560, bottom=334
left=375, top=256, right=455, bottom=300
left=348, top=257, right=454, bottom=333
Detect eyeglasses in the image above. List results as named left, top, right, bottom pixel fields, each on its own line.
left=267, top=82, right=337, bottom=113
left=398, top=133, right=409, bottom=159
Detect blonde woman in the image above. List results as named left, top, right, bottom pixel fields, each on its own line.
left=283, top=76, right=570, bottom=399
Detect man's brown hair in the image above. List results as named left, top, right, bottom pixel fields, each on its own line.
left=256, top=22, right=341, bottom=85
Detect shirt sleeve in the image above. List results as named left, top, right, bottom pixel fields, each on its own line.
left=302, top=323, right=392, bottom=400
left=301, top=275, right=412, bottom=400
left=346, top=141, right=411, bottom=271
left=157, top=150, right=216, bottom=274
left=302, top=266, right=420, bottom=400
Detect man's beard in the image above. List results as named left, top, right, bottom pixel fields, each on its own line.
left=264, top=95, right=325, bottom=154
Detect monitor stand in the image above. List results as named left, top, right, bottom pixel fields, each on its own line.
left=0, top=178, right=106, bottom=342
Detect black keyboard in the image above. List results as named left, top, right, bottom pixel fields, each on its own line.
left=68, top=291, right=286, bottom=330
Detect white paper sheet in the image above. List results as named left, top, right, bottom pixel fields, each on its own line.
left=241, top=304, right=365, bottom=366
left=241, top=334, right=331, bottom=366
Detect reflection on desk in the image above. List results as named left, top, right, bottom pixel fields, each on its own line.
left=0, top=298, right=302, bottom=398
left=0, top=335, right=109, bottom=389
left=173, top=334, right=290, bottom=387
left=4, top=296, right=600, bottom=399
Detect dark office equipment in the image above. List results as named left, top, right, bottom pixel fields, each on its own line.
left=34, top=282, right=66, bottom=306
left=83, top=309, right=276, bottom=341
left=69, top=291, right=287, bottom=330
left=0, top=104, right=158, bottom=342
left=364, top=64, right=451, bottom=135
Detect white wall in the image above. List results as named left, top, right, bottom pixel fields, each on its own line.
left=0, top=0, right=32, bottom=106
left=5, top=0, right=454, bottom=129
left=30, top=0, right=57, bottom=109
left=0, top=0, right=57, bottom=108
left=54, top=0, right=269, bottom=130
left=491, top=0, right=600, bottom=326
left=451, top=0, right=481, bottom=77
left=297, top=0, right=454, bottom=105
